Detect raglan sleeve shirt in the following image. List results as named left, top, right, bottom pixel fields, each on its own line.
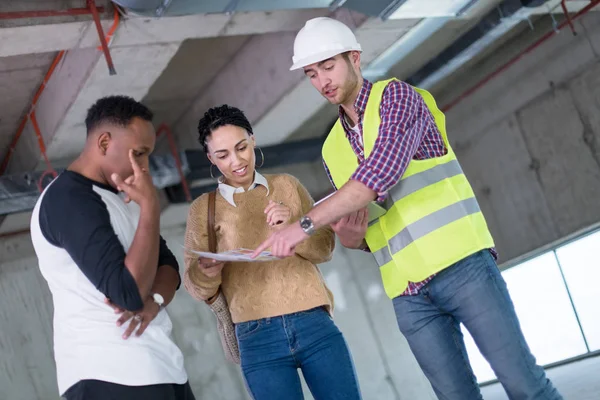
left=39, top=185, right=180, bottom=311
left=158, top=235, right=182, bottom=290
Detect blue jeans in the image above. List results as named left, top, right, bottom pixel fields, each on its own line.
left=235, top=307, right=362, bottom=400
left=393, top=250, right=563, bottom=400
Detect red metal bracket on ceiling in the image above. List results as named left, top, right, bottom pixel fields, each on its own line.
left=98, top=7, right=121, bottom=51
left=0, top=50, right=65, bottom=176
left=0, top=3, right=118, bottom=75
left=30, top=112, right=58, bottom=191
left=442, top=0, right=599, bottom=112
left=561, top=0, right=577, bottom=35
left=0, top=6, right=104, bottom=19
left=88, top=0, right=117, bottom=75
left=156, top=124, right=193, bottom=203
left=0, top=7, right=120, bottom=178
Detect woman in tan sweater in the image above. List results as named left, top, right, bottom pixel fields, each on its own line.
left=183, top=105, right=362, bottom=400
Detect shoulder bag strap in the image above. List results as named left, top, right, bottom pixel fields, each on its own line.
left=207, top=190, right=217, bottom=253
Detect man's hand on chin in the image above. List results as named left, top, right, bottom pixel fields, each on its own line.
left=104, top=297, right=160, bottom=339
left=251, top=222, right=309, bottom=259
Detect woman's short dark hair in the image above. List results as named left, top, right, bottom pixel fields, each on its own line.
left=197, top=105, right=253, bottom=153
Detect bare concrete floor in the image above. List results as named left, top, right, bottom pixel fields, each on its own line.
left=479, top=354, right=600, bottom=400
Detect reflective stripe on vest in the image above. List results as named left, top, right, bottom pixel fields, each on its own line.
left=372, top=196, right=482, bottom=266
left=370, top=159, right=463, bottom=218
left=322, top=78, right=495, bottom=299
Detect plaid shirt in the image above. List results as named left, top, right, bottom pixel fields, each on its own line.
left=323, top=79, right=497, bottom=296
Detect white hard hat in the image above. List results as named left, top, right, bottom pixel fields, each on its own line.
left=290, top=17, right=362, bottom=71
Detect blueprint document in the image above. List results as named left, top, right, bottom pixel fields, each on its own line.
left=182, top=246, right=279, bottom=262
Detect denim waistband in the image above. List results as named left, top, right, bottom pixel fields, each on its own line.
left=238, top=306, right=327, bottom=325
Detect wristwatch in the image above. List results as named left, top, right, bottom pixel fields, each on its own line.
left=152, top=292, right=165, bottom=311
left=299, top=215, right=316, bottom=236
left=359, top=241, right=371, bottom=252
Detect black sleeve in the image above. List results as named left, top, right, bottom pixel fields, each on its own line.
left=158, top=235, right=181, bottom=290
left=39, top=187, right=144, bottom=311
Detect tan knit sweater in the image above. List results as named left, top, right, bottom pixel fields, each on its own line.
left=183, top=173, right=335, bottom=324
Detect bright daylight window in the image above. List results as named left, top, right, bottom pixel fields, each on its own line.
left=461, top=229, right=600, bottom=383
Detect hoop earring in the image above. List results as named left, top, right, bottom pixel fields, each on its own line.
left=210, top=164, right=219, bottom=179
left=256, top=147, right=265, bottom=168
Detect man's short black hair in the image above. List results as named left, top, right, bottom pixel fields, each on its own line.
left=197, top=104, right=253, bottom=153
left=85, top=95, right=153, bottom=136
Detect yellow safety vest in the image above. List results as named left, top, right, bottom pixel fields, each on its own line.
left=322, top=78, right=495, bottom=299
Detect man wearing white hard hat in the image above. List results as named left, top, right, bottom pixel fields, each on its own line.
left=253, top=16, right=562, bottom=400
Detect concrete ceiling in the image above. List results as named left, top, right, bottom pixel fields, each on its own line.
left=0, top=0, right=599, bottom=231
left=143, top=36, right=252, bottom=130
left=0, top=51, right=58, bottom=156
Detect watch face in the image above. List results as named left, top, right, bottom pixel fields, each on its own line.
left=300, top=216, right=314, bottom=235
left=153, top=293, right=165, bottom=305
left=300, top=216, right=312, bottom=229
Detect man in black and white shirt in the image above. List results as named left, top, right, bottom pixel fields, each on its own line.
left=30, top=96, right=195, bottom=400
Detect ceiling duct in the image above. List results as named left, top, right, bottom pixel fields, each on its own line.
left=0, top=170, right=54, bottom=217
left=340, top=0, right=479, bottom=19
left=386, top=0, right=479, bottom=19
left=406, top=0, right=553, bottom=89
left=521, top=0, right=550, bottom=7
left=335, top=0, right=402, bottom=18
left=110, top=0, right=334, bottom=17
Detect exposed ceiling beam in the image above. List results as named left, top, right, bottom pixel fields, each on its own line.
left=0, top=8, right=329, bottom=58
